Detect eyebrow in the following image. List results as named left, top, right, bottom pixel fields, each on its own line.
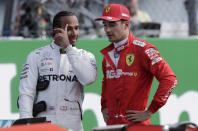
left=102, top=21, right=117, bottom=24
left=67, top=25, right=79, bottom=27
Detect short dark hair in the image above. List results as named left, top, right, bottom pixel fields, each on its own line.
left=52, top=11, right=75, bottom=37
left=53, top=11, right=75, bottom=29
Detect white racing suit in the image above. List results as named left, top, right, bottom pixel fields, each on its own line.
left=18, top=42, right=97, bottom=131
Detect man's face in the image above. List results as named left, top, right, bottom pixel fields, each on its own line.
left=61, top=15, right=79, bottom=46
left=103, top=20, right=128, bottom=43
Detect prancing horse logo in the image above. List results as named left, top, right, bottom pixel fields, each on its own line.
left=105, top=7, right=110, bottom=13
left=126, top=54, right=135, bottom=66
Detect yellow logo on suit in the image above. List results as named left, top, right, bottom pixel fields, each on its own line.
left=126, top=54, right=135, bottom=66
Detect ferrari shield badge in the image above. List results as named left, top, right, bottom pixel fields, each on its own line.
left=105, top=7, right=110, bottom=13
left=126, top=54, right=135, bottom=66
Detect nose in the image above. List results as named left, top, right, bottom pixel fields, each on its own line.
left=104, top=26, right=111, bottom=33
left=72, top=29, right=77, bottom=36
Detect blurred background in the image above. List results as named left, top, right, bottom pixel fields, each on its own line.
left=0, top=0, right=198, bottom=39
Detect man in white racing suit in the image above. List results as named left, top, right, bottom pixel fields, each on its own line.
left=18, top=11, right=97, bottom=131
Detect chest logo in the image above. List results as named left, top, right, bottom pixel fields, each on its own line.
left=126, top=54, right=135, bottom=66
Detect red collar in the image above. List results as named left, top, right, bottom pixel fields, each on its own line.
left=115, top=43, right=128, bottom=53
left=101, top=32, right=134, bottom=55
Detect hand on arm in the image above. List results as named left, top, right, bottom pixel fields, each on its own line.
left=126, top=110, right=152, bottom=122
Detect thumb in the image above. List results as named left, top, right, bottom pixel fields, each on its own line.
left=64, top=24, right=68, bottom=31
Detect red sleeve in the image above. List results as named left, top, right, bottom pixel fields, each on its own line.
left=142, top=44, right=178, bottom=113
left=101, top=57, right=107, bottom=110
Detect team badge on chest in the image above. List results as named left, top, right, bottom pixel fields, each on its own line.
left=126, top=54, right=135, bottom=66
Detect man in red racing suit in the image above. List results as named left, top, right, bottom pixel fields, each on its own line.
left=95, top=4, right=178, bottom=126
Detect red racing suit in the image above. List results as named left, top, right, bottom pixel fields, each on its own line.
left=100, top=32, right=178, bottom=125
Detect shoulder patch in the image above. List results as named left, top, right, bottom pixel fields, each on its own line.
left=133, top=40, right=146, bottom=47
left=145, top=48, right=162, bottom=65
left=145, top=48, right=158, bottom=58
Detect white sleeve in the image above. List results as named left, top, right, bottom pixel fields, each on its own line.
left=66, top=45, right=97, bottom=86
left=18, top=52, right=38, bottom=118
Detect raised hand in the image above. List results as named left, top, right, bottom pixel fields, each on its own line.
left=53, top=24, right=70, bottom=48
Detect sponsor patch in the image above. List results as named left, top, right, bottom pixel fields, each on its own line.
left=162, top=80, right=178, bottom=101
left=117, top=45, right=125, bottom=52
left=60, top=106, right=67, bottom=112
left=152, top=57, right=162, bottom=65
left=122, top=13, right=129, bottom=17
left=106, top=69, right=138, bottom=79
left=41, top=61, right=52, bottom=67
left=22, top=64, right=29, bottom=72
left=115, top=44, right=128, bottom=52
left=145, top=48, right=158, bottom=59
left=39, top=74, right=78, bottom=82
left=69, top=107, right=79, bottom=111
left=145, top=48, right=162, bottom=65
left=41, top=57, right=53, bottom=61
left=20, top=64, right=29, bottom=80
left=126, top=54, right=135, bottom=66
left=48, top=106, right=55, bottom=110
left=107, top=17, right=112, bottom=20
left=133, top=40, right=146, bottom=47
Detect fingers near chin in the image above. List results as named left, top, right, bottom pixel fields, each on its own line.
left=64, top=24, right=68, bottom=31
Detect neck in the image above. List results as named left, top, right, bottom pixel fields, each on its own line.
left=118, top=31, right=129, bottom=43
left=114, top=33, right=129, bottom=48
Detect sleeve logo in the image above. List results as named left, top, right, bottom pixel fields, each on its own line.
left=133, top=40, right=146, bottom=47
